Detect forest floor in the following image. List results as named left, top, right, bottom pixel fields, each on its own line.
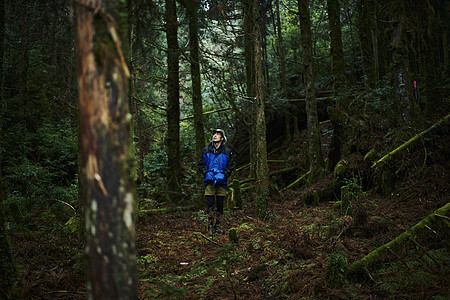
left=9, top=121, right=449, bottom=299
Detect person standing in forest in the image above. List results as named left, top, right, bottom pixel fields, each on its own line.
left=198, top=129, right=234, bottom=234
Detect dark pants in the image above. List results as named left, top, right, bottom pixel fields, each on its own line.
left=206, top=195, right=225, bottom=214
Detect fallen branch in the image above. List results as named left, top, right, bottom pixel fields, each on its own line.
left=139, top=205, right=193, bottom=217
left=283, top=170, right=310, bottom=191
left=371, top=114, right=450, bottom=169
left=348, top=202, right=450, bottom=276
left=195, top=232, right=223, bottom=246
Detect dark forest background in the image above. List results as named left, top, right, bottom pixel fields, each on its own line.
left=0, top=0, right=448, bottom=299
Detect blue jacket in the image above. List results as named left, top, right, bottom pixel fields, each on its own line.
left=198, top=142, right=234, bottom=188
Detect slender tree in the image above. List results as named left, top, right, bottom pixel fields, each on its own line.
left=326, top=0, right=345, bottom=95
left=75, top=0, right=137, bottom=298
left=242, top=0, right=257, bottom=180
left=298, top=0, right=325, bottom=183
left=165, top=0, right=182, bottom=201
left=185, top=0, right=205, bottom=191
left=251, top=0, right=269, bottom=219
left=275, top=0, right=290, bottom=140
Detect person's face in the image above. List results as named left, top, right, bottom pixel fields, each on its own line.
left=212, top=132, right=223, bottom=143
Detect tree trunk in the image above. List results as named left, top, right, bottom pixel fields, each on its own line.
left=254, top=0, right=269, bottom=220
left=374, top=0, right=388, bottom=81
left=0, top=2, right=17, bottom=294
left=275, top=0, right=290, bottom=140
left=186, top=0, right=205, bottom=193
left=248, top=0, right=269, bottom=219
left=298, top=0, right=325, bottom=183
left=165, top=0, right=182, bottom=201
left=127, top=0, right=144, bottom=183
left=75, top=1, right=137, bottom=298
left=243, top=0, right=257, bottom=180
left=326, top=0, right=346, bottom=96
left=357, top=0, right=377, bottom=89
left=390, top=0, right=421, bottom=127
left=0, top=0, right=3, bottom=100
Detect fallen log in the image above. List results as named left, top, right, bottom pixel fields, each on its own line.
left=348, top=202, right=450, bottom=276
left=283, top=170, right=310, bottom=191
left=371, top=114, right=450, bottom=169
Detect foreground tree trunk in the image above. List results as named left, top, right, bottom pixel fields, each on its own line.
left=75, top=1, right=137, bottom=298
left=165, top=0, right=182, bottom=201
left=298, top=0, right=325, bottom=183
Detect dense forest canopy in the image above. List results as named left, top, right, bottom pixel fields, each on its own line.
left=0, top=0, right=448, bottom=298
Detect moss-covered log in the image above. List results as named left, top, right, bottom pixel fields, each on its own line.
left=283, top=170, right=310, bottom=190
left=371, top=114, right=450, bottom=169
left=348, top=202, right=450, bottom=276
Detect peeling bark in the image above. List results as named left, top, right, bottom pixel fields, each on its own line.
left=75, top=1, right=137, bottom=298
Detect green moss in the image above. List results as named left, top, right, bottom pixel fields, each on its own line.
left=364, top=149, right=377, bottom=164
left=333, top=201, right=343, bottom=211
left=334, top=159, right=349, bottom=179
left=228, top=227, right=238, bottom=243
left=325, top=251, right=348, bottom=288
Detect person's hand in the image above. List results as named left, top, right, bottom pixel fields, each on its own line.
left=214, top=172, right=225, bottom=185
left=205, top=171, right=214, bottom=182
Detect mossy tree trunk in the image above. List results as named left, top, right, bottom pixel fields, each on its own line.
left=326, top=0, right=346, bottom=96
left=75, top=0, right=137, bottom=298
left=165, top=0, right=182, bottom=201
left=185, top=0, right=205, bottom=196
left=298, top=0, right=325, bottom=183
